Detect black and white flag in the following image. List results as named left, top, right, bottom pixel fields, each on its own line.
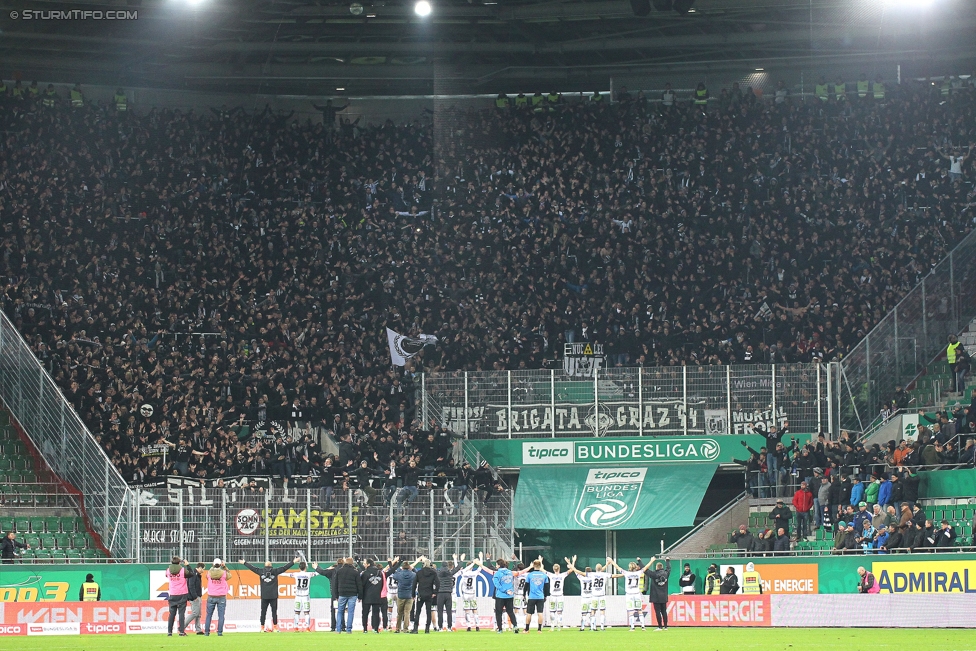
left=387, top=327, right=438, bottom=366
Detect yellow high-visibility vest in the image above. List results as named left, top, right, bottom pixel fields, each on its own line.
left=741, top=571, right=762, bottom=594
left=873, top=82, right=885, bottom=100
left=694, top=88, right=708, bottom=105
left=857, top=80, right=869, bottom=98
left=114, top=93, right=128, bottom=111
left=82, top=582, right=100, bottom=601
left=815, top=84, right=829, bottom=101
left=70, top=89, right=84, bottom=108
left=947, top=342, right=962, bottom=364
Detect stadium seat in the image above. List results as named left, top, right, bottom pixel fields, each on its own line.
left=54, top=534, right=70, bottom=549
left=39, top=535, right=56, bottom=549
left=33, top=549, right=51, bottom=562
left=71, top=534, right=88, bottom=549
left=24, top=535, right=41, bottom=548
left=44, top=516, right=61, bottom=534
left=64, top=549, right=82, bottom=563
left=14, top=517, right=29, bottom=532
left=0, top=516, right=13, bottom=532
left=29, top=517, right=45, bottom=533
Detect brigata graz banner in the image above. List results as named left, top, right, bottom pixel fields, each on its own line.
left=484, top=399, right=707, bottom=437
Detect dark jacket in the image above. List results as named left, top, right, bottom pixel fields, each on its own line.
left=731, top=529, right=755, bottom=551
left=773, top=534, right=791, bottom=553
left=1, top=536, right=27, bottom=560
left=314, top=564, right=338, bottom=599
left=244, top=561, right=294, bottom=600
left=335, top=563, right=363, bottom=598
left=361, top=565, right=386, bottom=604
left=720, top=572, right=739, bottom=594
left=644, top=560, right=671, bottom=603
left=770, top=505, right=792, bottom=532
left=436, top=565, right=461, bottom=593
left=187, top=570, right=203, bottom=601
left=415, top=566, right=439, bottom=598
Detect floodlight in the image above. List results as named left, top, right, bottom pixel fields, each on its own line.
left=415, top=0, right=432, bottom=16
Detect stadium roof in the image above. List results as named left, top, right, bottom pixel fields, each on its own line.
left=2, top=0, right=975, bottom=96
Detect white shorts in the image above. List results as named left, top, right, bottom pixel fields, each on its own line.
left=462, top=597, right=477, bottom=610
left=580, top=598, right=592, bottom=612
left=548, top=598, right=563, bottom=612
left=294, top=597, right=309, bottom=612
left=514, top=596, right=524, bottom=610
left=590, top=597, right=606, bottom=610
left=626, top=595, right=643, bottom=611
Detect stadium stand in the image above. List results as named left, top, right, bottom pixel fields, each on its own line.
left=0, top=411, right=108, bottom=562
left=0, top=77, right=974, bottom=491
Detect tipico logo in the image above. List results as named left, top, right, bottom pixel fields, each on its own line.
left=522, top=441, right=573, bottom=465
left=574, top=468, right=646, bottom=528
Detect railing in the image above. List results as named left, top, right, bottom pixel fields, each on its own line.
left=839, top=226, right=976, bottom=435
left=664, top=491, right=749, bottom=554
left=0, top=310, right=134, bottom=559
left=681, top=546, right=976, bottom=559
left=134, top=485, right=513, bottom=565
left=421, top=363, right=833, bottom=439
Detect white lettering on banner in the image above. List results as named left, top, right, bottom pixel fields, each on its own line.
left=82, top=623, right=123, bottom=635
left=0, top=625, right=26, bottom=636
left=665, top=596, right=771, bottom=627
left=490, top=401, right=704, bottom=437
left=731, top=407, right=789, bottom=435
left=771, top=579, right=814, bottom=593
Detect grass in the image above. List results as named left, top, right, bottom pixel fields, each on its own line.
left=21, top=628, right=976, bottom=651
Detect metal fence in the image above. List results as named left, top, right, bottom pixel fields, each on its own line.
left=838, top=227, right=976, bottom=435
left=0, top=310, right=134, bottom=559
left=422, top=364, right=833, bottom=438
left=135, top=485, right=513, bottom=565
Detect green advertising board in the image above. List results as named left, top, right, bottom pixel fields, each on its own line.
left=0, top=564, right=148, bottom=602
left=470, top=434, right=808, bottom=468
left=514, top=463, right=717, bottom=530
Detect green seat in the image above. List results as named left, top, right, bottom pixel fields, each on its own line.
left=44, top=517, right=61, bottom=534
left=11, top=455, right=27, bottom=470
left=0, top=457, right=12, bottom=471
left=82, top=549, right=100, bottom=559
left=0, top=516, right=13, bottom=532
left=33, top=549, right=52, bottom=562
left=64, top=550, right=83, bottom=563
left=49, top=550, right=67, bottom=563
left=29, top=518, right=46, bottom=534
left=71, top=534, right=88, bottom=549
left=65, top=517, right=84, bottom=533
left=24, top=535, right=41, bottom=548
left=54, top=534, right=70, bottom=549
left=14, top=518, right=29, bottom=532
left=39, top=535, right=56, bottom=550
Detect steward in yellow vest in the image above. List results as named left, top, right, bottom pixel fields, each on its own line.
left=741, top=562, right=763, bottom=595
left=80, top=574, right=101, bottom=601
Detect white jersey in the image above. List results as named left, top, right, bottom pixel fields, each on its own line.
left=387, top=573, right=399, bottom=595
left=579, top=574, right=594, bottom=598
left=460, top=568, right=480, bottom=596
left=293, top=571, right=315, bottom=598
left=622, top=571, right=643, bottom=596
left=589, top=571, right=611, bottom=597
left=515, top=575, right=527, bottom=600
left=547, top=571, right=569, bottom=597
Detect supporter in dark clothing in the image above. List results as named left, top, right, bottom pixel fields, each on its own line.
left=644, top=558, right=671, bottom=630
left=720, top=567, right=739, bottom=594
left=770, top=499, right=792, bottom=534
left=1, top=532, right=29, bottom=563
left=435, top=556, right=463, bottom=631
left=773, top=528, right=791, bottom=554
left=412, top=561, right=439, bottom=633
left=731, top=525, right=755, bottom=553
left=240, top=558, right=294, bottom=632
left=360, top=558, right=389, bottom=633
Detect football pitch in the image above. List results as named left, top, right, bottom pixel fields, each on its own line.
left=20, top=628, right=976, bottom=651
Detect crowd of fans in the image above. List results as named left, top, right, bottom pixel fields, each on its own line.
left=0, top=77, right=974, bottom=487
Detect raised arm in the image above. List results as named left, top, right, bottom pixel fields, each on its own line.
left=640, top=556, right=657, bottom=573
